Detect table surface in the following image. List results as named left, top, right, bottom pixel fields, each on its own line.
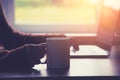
left=0, top=58, right=120, bottom=78
left=0, top=45, right=120, bottom=78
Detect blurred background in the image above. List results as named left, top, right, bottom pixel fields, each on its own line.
left=15, top=0, right=97, bottom=25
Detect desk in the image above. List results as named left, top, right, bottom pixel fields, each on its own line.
left=0, top=58, right=120, bottom=80
left=0, top=45, right=119, bottom=80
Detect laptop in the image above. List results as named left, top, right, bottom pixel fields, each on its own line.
left=97, top=5, right=120, bottom=51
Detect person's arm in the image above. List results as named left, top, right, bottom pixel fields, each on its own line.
left=0, top=0, right=78, bottom=51
left=0, top=44, right=46, bottom=71
left=25, top=33, right=65, bottom=44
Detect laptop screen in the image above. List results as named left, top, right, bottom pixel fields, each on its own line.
left=115, top=9, right=120, bottom=36
left=97, top=6, right=119, bottom=48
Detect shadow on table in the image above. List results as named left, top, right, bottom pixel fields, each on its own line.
left=46, top=68, right=69, bottom=76
left=110, top=55, right=120, bottom=76
left=0, top=69, right=41, bottom=77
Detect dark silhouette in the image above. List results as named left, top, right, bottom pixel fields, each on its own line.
left=0, top=0, right=65, bottom=71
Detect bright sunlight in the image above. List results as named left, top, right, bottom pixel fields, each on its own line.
left=89, top=0, right=99, bottom=4
left=15, top=0, right=98, bottom=25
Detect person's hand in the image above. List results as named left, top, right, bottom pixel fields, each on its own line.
left=69, top=37, right=79, bottom=51
left=45, top=33, right=79, bottom=51
left=5, top=43, right=46, bottom=70
left=24, top=43, right=47, bottom=66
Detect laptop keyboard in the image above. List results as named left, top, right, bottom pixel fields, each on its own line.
left=70, top=45, right=108, bottom=56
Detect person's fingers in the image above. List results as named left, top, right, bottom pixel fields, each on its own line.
left=24, top=44, right=47, bottom=65
left=69, top=37, right=79, bottom=51
left=36, top=43, right=47, bottom=47
left=34, top=44, right=47, bottom=64
left=34, top=57, right=41, bottom=64
left=25, top=43, right=47, bottom=48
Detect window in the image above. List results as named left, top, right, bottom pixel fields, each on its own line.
left=15, top=0, right=106, bottom=57
left=15, top=0, right=97, bottom=25
left=2, top=0, right=103, bottom=33
left=2, top=0, right=120, bottom=57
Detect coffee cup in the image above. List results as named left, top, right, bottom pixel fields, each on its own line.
left=46, top=37, right=70, bottom=69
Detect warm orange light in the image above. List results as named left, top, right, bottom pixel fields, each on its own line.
left=104, top=0, right=120, bottom=10
left=89, top=0, right=98, bottom=4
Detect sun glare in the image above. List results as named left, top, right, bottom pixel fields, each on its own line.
left=89, top=0, right=98, bottom=4
left=104, top=0, right=120, bottom=10
left=15, top=0, right=97, bottom=25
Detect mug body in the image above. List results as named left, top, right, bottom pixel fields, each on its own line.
left=46, top=37, right=70, bottom=69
